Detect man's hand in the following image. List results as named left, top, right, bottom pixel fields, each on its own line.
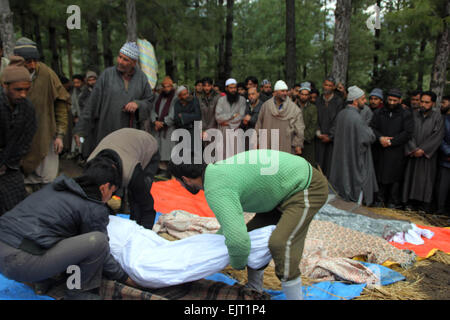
left=124, top=277, right=139, bottom=288
left=319, top=134, right=331, bottom=143
left=54, top=137, right=64, bottom=155
left=295, top=146, right=302, bottom=155
left=414, top=149, right=425, bottom=158
left=0, top=165, right=6, bottom=176
left=202, top=131, right=209, bottom=140
left=380, top=136, right=393, bottom=148
left=74, top=134, right=81, bottom=147
left=242, top=114, right=251, bottom=126
left=123, top=101, right=139, bottom=113
left=154, top=121, right=164, bottom=131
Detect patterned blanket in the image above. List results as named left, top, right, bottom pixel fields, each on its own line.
left=154, top=210, right=417, bottom=284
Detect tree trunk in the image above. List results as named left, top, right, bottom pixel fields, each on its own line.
left=430, top=1, right=450, bottom=106
left=48, top=24, right=62, bottom=76
left=322, top=0, right=329, bottom=78
left=164, top=39, right=177, bottom=81
left=217, top=0, right=225, bottom=82
left=34, top=14, right=44, bottom=62
left=224, top=0, right=234, bottom=80
left=0, top=0, right=15, bottom=57
left=101, top=11, right=114, bottom=69
left=126, top=0, right=137, bottom=42
left=331, top=0, right=352, bottom=85
left=87, top=18, right=100, bottom=74
left=195, top=53, right=200, bottom=81
left=66, top=28, right=73, bottom=79
left=285, top=0, right=296, bottom=88
left=372, top=0, right=381, bottom=87
left=416, top=38, right=427, bottom=91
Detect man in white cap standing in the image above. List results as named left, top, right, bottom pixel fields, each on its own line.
left=215, top=78, right=247, bottom=160
left=255, top=80, right=305, bottom=156
left=329, top=86, right=378, bottom=206
left=74, top=42, right=153, bottom=155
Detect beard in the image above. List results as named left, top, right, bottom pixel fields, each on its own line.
left=441, top=106, right=450, bottom=114
left=387, top=103, right=399, bottom=110
left=161, top=89, right=174, bottom=98
left=226, top=91, right=240, bottom=104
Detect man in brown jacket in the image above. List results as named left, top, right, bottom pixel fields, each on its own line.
left=14, top=37, right=70, bottom=193
left=88, top=128, right=160, bottom=229
left=255, top=80, right=305, bottom=155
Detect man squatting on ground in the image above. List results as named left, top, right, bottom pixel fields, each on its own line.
left=0, top=150, right=137, bottom=300
left=168, top=149, right=329, bottom=300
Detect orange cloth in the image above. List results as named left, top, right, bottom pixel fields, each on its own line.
left=151, top=179, right=215, bottom=217
left=390, top=225, right=450, bottom=258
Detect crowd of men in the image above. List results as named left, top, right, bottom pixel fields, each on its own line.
left=1, top=37, right=449, bottom=217
left=0, top=37, right=449, bottom=300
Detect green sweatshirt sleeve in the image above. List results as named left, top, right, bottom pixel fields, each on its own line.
left=205, top=188, right=250, bottom=270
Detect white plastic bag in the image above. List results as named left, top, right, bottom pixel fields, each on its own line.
left=107, top=215, right=274, bottom=288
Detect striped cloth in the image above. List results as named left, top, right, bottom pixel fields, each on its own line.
left=137, top=39, right=158, bottom=89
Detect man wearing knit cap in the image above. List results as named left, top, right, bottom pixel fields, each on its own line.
left=369, top=88, right=414, bottom=209
left=314, top=76, right=345, bottom=178
left=255, top=80, right=305, bottom=156
left=173, top=85, right=202, bottom=148
left=13, top=37, right=70, bottom=193
left=150, top=76, right=177, bottom=176
left=296, top=82, right=318, bottom=166
left=329, top=86, right=378, bottom=206
left=78, top=71, right=98, bottom=160
left=0, top=58, right=37, bottom=215
left=259, top=79, right=272, bottom=103
left=74, top=41, right=153, bottom=157
left=369, top=88, right=384, bottom=111
left=215, top=78, right=247, bottom=160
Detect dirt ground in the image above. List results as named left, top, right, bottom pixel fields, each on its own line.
left=59, top=158, right=450, bottom=300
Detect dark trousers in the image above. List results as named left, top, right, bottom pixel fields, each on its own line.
left=436, top=166, right=450, bottom=215
left=127, top=153, right=159, bottom=229
left=378, top=182, right=402, bottom=205
left=0, top=232, right=109, bottom=291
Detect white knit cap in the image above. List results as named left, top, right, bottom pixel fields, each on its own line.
left=347, top=85, right=365, bottom=101
left=274, top=80, right=288, bottom=91
left=225, top=78, right=237, bottom=87
left=120, top=42, right=140, bottom=60
left=176, top=85, right=188, bottom=96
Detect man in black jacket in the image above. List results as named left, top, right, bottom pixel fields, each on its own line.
left=370, top=89, right=414, bottom=209
left=0, top=150, right=136, bottom=300
left=0, top=58, right=37, bottom=215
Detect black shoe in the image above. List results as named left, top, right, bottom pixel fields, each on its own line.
left=64, top=289, right=102, bottom=300
left=387, top=203, right=403, bottom=210
left=370, top=201, right=384, bottom=208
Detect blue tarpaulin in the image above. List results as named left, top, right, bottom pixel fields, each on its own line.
left=205, top=261, right=405, bottom=300
left=0, top=213, right=405, bottom=300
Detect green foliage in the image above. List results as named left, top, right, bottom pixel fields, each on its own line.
left=7, top=0, right=448, bottom=94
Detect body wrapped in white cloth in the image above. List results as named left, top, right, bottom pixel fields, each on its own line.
left=107, top=215, right=275, bottom=288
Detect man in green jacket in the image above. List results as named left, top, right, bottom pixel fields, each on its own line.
left=168, top=149, right=328, bottom=300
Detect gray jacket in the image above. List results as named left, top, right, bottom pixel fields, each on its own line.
left=0, top=175, right=128, bottom=282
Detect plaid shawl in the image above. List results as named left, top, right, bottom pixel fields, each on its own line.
left=41, top=277, right=271, bottom=300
